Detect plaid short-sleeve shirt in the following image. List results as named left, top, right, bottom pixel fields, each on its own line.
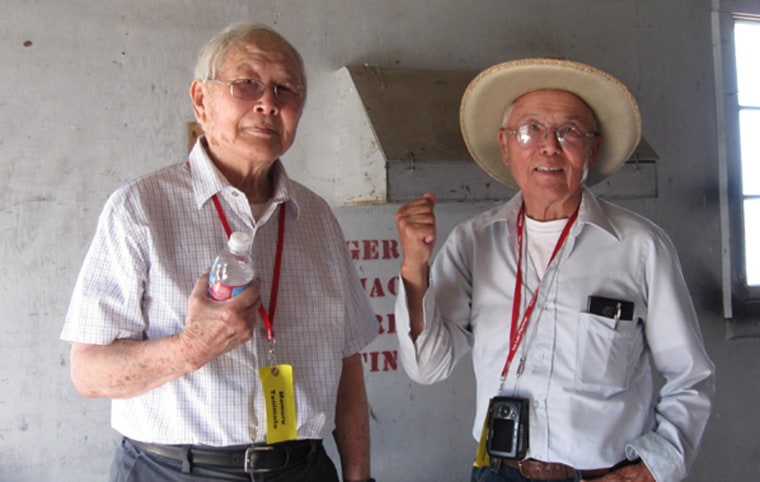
left=62, top=140, right=377, bottom=445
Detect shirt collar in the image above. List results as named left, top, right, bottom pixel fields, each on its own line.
left=188, top=137, right=301, bottom=219
left=576, top=187, right=619, bottom=241
left=484, top=187, right=620, bottom=242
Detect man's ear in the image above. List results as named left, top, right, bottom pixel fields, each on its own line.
left=189, top=79, right=207, bottom=125
left=498, top=128, right=510, bottom=166
left=588, top=135, right=603, bottom=168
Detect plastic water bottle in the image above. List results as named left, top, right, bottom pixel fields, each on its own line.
left=208, top=231, right=254, bottom=301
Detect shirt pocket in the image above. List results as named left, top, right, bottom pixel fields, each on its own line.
left=574, top=312, right=640, bottom=395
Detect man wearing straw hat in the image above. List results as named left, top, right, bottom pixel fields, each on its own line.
left=394, top=59, right=714, bottom=482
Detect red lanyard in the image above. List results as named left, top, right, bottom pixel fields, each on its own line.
left=500, top=204, right=578, bottom=379
left=211, top=194, right=285, bottom=340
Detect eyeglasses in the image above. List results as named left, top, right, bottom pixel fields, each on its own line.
left=503, top=122, right=598, bottom=149
left=206, top=78, right=304, bottom=104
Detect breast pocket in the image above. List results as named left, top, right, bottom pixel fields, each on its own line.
left=575, top=313, right=641, bottom=395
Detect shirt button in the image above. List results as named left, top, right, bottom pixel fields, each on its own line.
left=231, top=191, right=239, bottom=197
left=533, top=400, right=540, bottom=408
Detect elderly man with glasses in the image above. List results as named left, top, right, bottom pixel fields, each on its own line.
left=62, top=22, right=377, bottom=482
left=394, top=59, right=714, bottom=482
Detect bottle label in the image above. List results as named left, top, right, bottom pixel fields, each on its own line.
left=208, top=273, right=250, bottom=301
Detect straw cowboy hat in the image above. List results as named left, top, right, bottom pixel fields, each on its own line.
left=459, top=58, right=641, bottom=187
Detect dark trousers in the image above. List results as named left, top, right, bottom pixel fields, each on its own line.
left=471, top=464, right=582, bottom=482
left=110, top=438, right=340, bottom=482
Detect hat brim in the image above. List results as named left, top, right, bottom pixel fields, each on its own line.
left=460, top=58, right=641, bottom=187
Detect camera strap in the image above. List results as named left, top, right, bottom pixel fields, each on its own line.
left=475, top=204, right=577, bottom=469
left=500, top=204, right=578, bottom=380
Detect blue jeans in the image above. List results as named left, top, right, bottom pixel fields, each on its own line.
left=471, top=463, right=582, bottom=482
left=110, top=438, right=339, bottom=482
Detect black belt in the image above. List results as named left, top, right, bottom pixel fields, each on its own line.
left=127, top=438, right=319, bottom=474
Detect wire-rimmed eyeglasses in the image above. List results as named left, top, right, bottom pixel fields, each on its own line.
left=206, top=78, right=304, bottom=104
left=503, top=122, right=599, bottom=149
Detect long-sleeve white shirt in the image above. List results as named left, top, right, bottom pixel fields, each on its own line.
left=395, top=188, right=714, bottom=482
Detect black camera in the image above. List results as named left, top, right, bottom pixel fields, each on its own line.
left=486, top=396, right=529, bottom=460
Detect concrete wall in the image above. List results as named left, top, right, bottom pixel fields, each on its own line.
left=1, top=0, right=757, bottom=480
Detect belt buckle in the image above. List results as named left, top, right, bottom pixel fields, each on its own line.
left=517, top=460, right=530, bottom=478
left=244, top=445, right=276, bottom=474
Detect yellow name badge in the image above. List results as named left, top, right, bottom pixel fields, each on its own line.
left=258, top=364, right=297, bottom=444
left=473, top=413, right=491, bottom=467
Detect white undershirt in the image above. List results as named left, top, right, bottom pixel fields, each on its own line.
left=250, top=202, right=267, bottom=221
left=525, top=216, right=567, bottom=278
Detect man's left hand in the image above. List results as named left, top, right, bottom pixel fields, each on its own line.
left=582, top=462, right=655, bottom=482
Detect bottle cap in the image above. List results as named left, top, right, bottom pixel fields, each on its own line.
left=228, top=231, right=252, bottom=255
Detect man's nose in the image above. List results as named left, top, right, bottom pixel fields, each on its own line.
left=540, top=128, right=563, bottom=153
left=254, top=86, right=280, bottom=115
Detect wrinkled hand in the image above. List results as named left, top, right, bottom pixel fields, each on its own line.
left=583, top=462, right=655, bottom=482
left=179, top=270, right=261, bottom=369
left=395, top=193, right=437, bottom=282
